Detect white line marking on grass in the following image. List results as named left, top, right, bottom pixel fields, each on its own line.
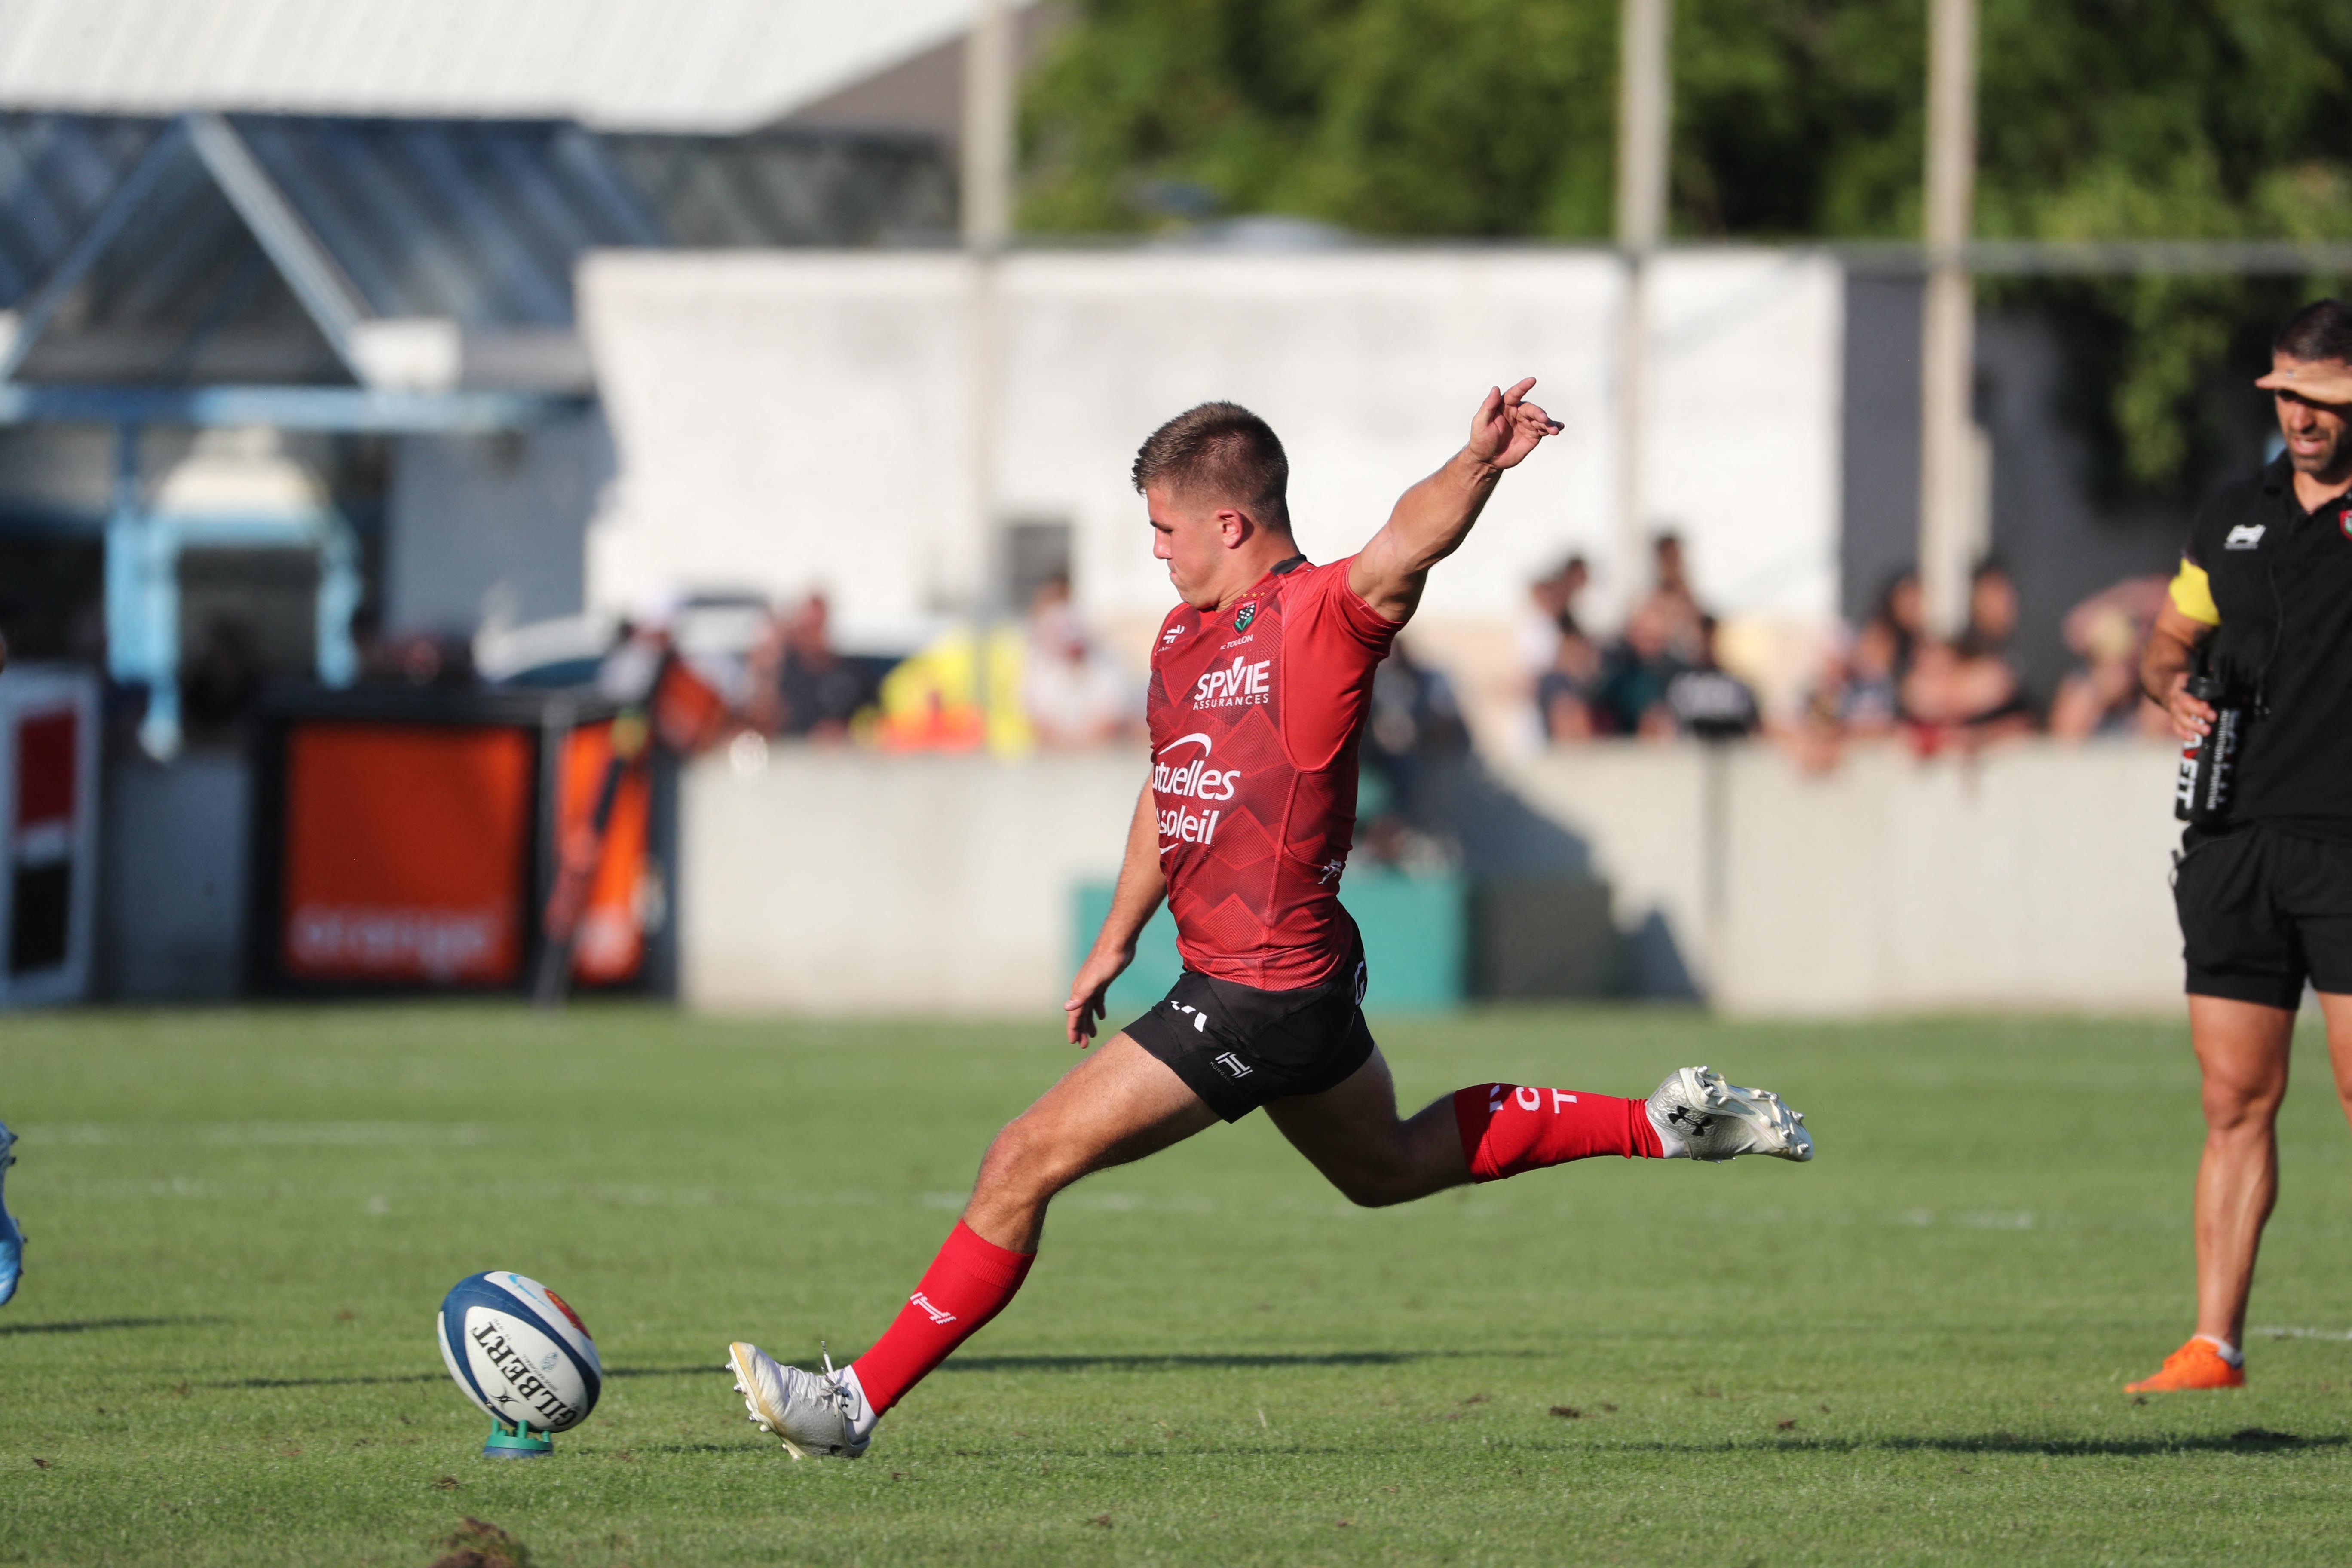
left=28, top=1123, right=491, bottom=1146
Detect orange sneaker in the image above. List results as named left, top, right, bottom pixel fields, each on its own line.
left=2125, top=1338, right=2245, bottom=1392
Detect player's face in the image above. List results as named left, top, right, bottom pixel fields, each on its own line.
left=2272, top=354, right=2352, bottom=478
left=1146, top=484, right=1230, bottom=609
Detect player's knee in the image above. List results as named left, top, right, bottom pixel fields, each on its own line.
left=2202, top=1076, right=2284, bottom=1132
left=975, top=1118, right=1084, bottom=1204
left=1326, top=1161, right=1418, bottom=1208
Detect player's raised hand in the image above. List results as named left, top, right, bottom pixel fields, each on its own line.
left=1467, top=377, right=1562, bottom=471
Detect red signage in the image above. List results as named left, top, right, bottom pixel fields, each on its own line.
left=281, top=723, right=533, bottom=985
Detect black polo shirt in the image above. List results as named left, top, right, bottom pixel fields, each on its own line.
left=2178, top=453, right=2352, bottom=842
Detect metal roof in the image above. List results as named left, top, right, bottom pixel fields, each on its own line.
left=0, top=0, right=1004, bottom=131
left=0, top=111, right=954, bottom=391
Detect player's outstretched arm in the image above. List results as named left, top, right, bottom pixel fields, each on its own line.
left=1348, top=377, right=1560, bottom=624
left=1065, top=778, right=1168, bottom=1046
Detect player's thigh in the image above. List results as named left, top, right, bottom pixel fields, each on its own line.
left=2188, top=994, right=2297, bottom=1123
left=990, top=1032, right=1219, bottom=1186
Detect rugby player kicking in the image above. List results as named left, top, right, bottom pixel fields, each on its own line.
left=727, top=381, right=1814, bottom=1458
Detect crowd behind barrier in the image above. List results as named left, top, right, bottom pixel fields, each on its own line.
left=106, top=528, right=2175, bottom=799
left=1519, top=536, right=2174, bottom=769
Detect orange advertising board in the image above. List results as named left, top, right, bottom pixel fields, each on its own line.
left=281, top=723, right=534, bottom=985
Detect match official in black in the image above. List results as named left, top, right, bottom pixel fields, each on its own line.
left=2130, top=299, right=2352, bottom=1392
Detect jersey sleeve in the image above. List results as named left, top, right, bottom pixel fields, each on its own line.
left=2168, top=559, right=2220, bottom=626
left=2170, top=496, right=2226, bottom=626
left=1280, top=556, right=1401, bottom=769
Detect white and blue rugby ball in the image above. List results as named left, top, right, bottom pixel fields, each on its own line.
left=437, top=1271, right=602, bottom=1433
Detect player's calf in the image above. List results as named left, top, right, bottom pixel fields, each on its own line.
left=1452, top=1067, right=1811, bottom=1180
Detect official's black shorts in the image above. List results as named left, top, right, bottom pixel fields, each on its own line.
left=2175, top=823, right=2352, bottom=1009
left=1122, top=933, right=1376, bottom=1122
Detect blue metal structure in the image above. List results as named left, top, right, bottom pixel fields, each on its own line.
left=0, top=110, right=951, bottom=753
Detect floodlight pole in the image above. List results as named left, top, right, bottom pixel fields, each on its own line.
left=960, top=0, right=1016, bottom=619
left=1614, top=0, right=1671, bottom=618
left=1917, top=0, right=1982, bottom=640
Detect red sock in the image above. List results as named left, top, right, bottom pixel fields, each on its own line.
left=1452, top=1083, right=1663, bottom=1181
left=851, top=1220, right=1035, bottom=1414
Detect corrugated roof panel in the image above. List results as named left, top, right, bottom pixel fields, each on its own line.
left=0, top=0, right=998, bottom=131
left=0, top=110, right=956, bottom=386
left=0, top=114, right=161, bottom=301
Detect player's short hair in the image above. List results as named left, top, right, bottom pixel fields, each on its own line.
left=2273, top=299, right=2352, bottom=364
left=1132, top=402, right=1291, bottom=530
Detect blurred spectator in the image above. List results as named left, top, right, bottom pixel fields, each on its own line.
left=1840, top=616, right=1905, bottom=734
left=1536, top=636, right=1600, bottom=741
left=179, top=615, right=263, bottom=745
left=1359, top=637, right=1470, bottom=865
left=360, top=626, right=475, bottom=687
left=1517, top=553, right=1592, bottom=672
left=1787, top=570, right=1926, bottom=769
left=2049, top=574, right=2172, bottom=741
left=1641, top=532, right=1707, bottom=665
left=1901, top=561, right=2036, bottom=750
left=772, top=594, right=865, bottom=741
left=1022, top=576, right=1137, bottom=748
left=1592, top=598, right=1685, bottom=739
left=1663, top=616, right=1760, bottom=739
left=1522, top=554, right=1601, bottom=743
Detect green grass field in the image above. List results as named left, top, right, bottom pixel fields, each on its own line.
left=4, top=1003, right=2352, bottom=1566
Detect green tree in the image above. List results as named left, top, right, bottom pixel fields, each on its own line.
left=1020, top=0, right=2352, bottom=494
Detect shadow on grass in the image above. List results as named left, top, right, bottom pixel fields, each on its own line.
left=940, top=1350, right=1535, bottom=1374
left=206, top=1363, right=722, bottom=1391
left=0, top=1316, right=227, bottom=1337
left=605, top=1365, right=731, bottom=1380
left=1616, top=1431, right=2347, bottom=1457
left=208, top=1372, right=444, bottom=1389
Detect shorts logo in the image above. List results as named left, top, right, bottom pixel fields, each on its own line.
left=1168, top=1001, right=1212, bottom=1033
left=1213, top=1051, right=1252, bottom=1078
left=1234, top=601, right=1258, bottom=632
left=2226, top=522, right=2266, bottom=550
left=910, top=1292, right=957, bottom=1325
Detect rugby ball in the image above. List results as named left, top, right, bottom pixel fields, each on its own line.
left=436, top=1271, right=602, bottom=1433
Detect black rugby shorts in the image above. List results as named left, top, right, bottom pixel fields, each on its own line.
left=2175, top=823, right=2352, bottom=1009
left=1121, top=932, right=1376, bottom=1121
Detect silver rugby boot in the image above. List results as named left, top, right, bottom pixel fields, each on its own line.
left=0, top=1120, right=21, bottom=1306
left=1647, top=1066, right=1813, bottom=1162
left=726, top=1341, right=870, bottom=1459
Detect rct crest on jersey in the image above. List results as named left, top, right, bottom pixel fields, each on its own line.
left=1234, top=601, right=1258, bottom=632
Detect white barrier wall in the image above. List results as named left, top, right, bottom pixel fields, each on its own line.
left=1496, top=741, right=2186, bottom=1014
left=682, top=748, right=1141, bottom=1014
left=580, top=247, right=1844, bottom=643
left=682, top=739, right=2191, bottom=1018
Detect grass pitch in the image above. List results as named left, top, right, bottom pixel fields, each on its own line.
left=5, top=1003, right=2352, bottom=1566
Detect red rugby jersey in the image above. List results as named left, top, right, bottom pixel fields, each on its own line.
left=1147, top=554, right=1400, bottom=990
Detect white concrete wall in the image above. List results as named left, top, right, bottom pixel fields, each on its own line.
left=386, top=414, right=614, bottom=635
left=682, top=746, right=1142, bottom=1014
left=99, top=751, right=248, bottom=1000
left=681, top=738, right=2192, bottom=1018
left=580, top=248, right=1844, bottom=649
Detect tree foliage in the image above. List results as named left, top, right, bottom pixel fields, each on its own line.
left=1020, top=0, right=2352, bottom=495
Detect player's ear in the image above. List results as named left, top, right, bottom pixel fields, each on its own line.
left=1215, top=507, right=1251, bottom=548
